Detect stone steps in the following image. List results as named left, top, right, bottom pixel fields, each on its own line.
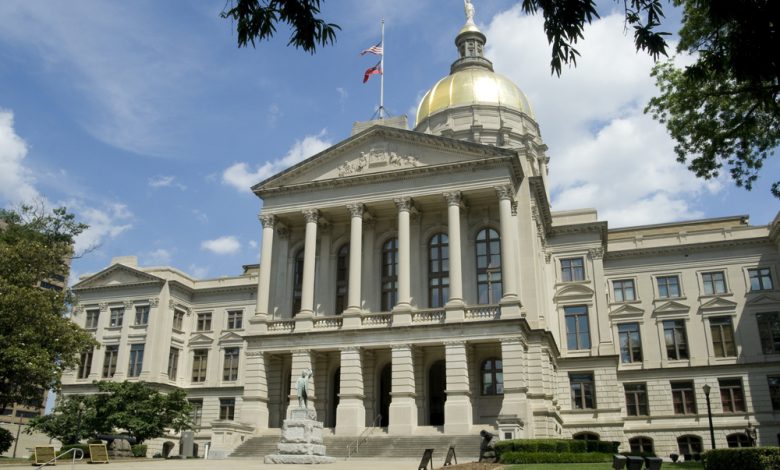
left=229, top=433, right=481, bottom=461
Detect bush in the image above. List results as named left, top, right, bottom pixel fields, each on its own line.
left=494, top=439, right=594, bottom=456
left=569, top=440, right=587, bottom=453
left=585, top=440, right=599, bottom=452
left=621, top=451, right=656, bottom=458
left=500, top=451, right=613, bottom=464
left=131, top=444, right=148, bottom=458
left=760, top=452, right=780, bottom=470
left=0, top=427, right=13, bottom=454
left=596, top=441, right=620, bottom=453
left=60, top=444, right=91, bottom=458
left=703, top=448, right=780, bottom=470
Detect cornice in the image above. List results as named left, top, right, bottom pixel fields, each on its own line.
left=72, top=280, right=164, bottom=293
left=605, top=237, right=771, bottom=260
left=528, top=176, right=552, bottom=235
left=168, top=279, right=256, bottom=296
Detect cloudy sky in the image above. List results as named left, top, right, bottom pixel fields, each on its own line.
left=0, top=0, right=777, bottom=281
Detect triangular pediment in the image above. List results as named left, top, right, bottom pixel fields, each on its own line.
left=745, top=293, right=780, bottom=306
left=653, top=300, right=690, bottom=315
left=188, top=333, right=214, bottom=346
left=253, top=125, right=519, bottom=192
left=610, top=303, right=645, bottom=318
left=219, top=331, right=244, bottom=344
left=73, top=264, right=164, bottom=290
left=553, top=283, right=595, bottom=301
left=699, top=296, right=738, bottom=312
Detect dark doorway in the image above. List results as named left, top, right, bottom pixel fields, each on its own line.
left=281, top=371, right=291, bottom=421
left=329, top=368, right=340, bottom=428
left=428, top=360, right=446, bottom=426
left=379, top=363, right=391, bottom=427
left=162, top=441, right=175, bottom=458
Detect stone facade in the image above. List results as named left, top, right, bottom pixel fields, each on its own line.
left=62, top=13, right=780, bottom=461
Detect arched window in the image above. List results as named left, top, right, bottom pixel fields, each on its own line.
left=476, top=228, right=502, bottom=304
left=573, top=432, right=600, bottom=441
left=629, top=436, right=654, bottom=454
left=429, top=233, right=449, bottom=308
left=481, top=358, right=503, bottom=395
left=726, top=433, right=751, bottom=448
left=381, top=238, right=398, bottom=311
left=292, top=250, right=304, bottom=314
left=335, top=244, right=349, bottom=314
left=677, top=435, right=703, bottom=456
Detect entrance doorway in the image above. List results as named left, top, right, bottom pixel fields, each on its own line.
left=329, top=368, right=340, bottom=428
left=379, top=363, right=391, bottom=427
left=428, top=360, right=445, bottom=426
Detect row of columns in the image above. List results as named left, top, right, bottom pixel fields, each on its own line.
left=255, top=186, right=519, bottom=317
left=242, top=337, right=529, bottom=436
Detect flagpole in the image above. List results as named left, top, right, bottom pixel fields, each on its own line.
left=379, top=19, right=385, bottom=119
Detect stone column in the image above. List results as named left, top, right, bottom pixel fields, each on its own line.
left=444, top=192, right=465, bottom=316
left=242, top=350, right=270, bottom=430
left=444, top=341, right=473, bottom=434
left=288, top=350, right=314, bottom=418
left=299, top=210, right=318, bottom=324
left=499, top=337, right=530, bottom=437
left=256, top=215, right=275, bottom=315
left=335, top=347, right=366, bottom=435
left=388, top=344, right=418, bottom=435
left=393, top=198, right=413, bottom=322
left=496, top=186, right=518, bottom=300
left=345, top=204, right=364, bottom=313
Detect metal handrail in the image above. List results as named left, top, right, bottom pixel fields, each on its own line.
left=346, top=414, right=382, bottom=460
left=35, top=447, right=84, bottom=469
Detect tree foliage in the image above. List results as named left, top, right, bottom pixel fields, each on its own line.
left=0, top=205, right=95, bottom=413
left=27, top=394, right=108, bottom=445
left=221, top=0, right=339, bottom=53
left=0, top=427, right=13, bottom=454
left=646, top=0, right=780, bottom=197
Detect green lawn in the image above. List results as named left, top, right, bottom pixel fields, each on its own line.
left=504, top=463, right=704, bottom=470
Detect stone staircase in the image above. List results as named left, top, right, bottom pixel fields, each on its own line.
left=230, top=432, right=481, bottom=462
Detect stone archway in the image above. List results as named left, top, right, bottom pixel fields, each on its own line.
left=428, top=360, right=446, bottom=426
left=379, top=363, right=391, bottom=427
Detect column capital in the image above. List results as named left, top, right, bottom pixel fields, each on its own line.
left=495, top=185, right=514, bottom=201
left=443, top=191, right=462, bottom=206
left=302, top=209, right=320, bottom=224
left=346, top=203, right=365, bottom=218
left=393, top=196, right=413, bottom=212
left=588, top=247, right=605, bottom=260
left=259, top=214, right=276, bottom=228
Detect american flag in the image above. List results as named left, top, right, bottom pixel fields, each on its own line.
left=360, top=41, right=383, bottom=56
left=363, top=61, right=382, bottom=83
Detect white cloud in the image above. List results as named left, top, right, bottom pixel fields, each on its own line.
left=72, top=202, right=133, bottom=254
left=248, top=240, right=258, bottom=249
left=0, top=109, right=40, bottom=205
left=192, top=209, right=209, bottom=224
left=148, top=175, right=186, bottom=190
left=484, top=8, right=718, bottom=226
left=189, top=264, right=209, bottom=279
left=143, top=248, right=172, bottom=265
left=201, top=235, right=241, bottom=255
left=222, top=130, right=332, bottom=192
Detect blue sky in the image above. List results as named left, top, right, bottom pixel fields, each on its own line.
left=0, top=0, right=777, bottom=282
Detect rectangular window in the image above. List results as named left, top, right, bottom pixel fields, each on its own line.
left=710, top=316, right=737, bottom=357
left=757, top=312, right=780, bottom=354
left=769, top=376, right=780, bottom=411
left=657, top=275, right=681, bottom=298
left=219, top=398, right=235, bottom=420
left=569, top=373, right=595, bottom=409
left=173, top=309, right=185, bottom=330
left=134, top=305, right=150, bottom=325
left=663, top=319, right=689, bottom=360
left=226, top=310, right=243, bottom=330
left=109, top=307, right=124, bottom=327
left=564, top=305, right=591, bottom=350
left=102, top=345, right=119, bottom=378
left=613, top=279, right=636, bottom=302
left=188, top=399, right=203, bottom=426
left=561, top=257, right=585, bottom=282
left=624, top=383, right=649, bottom=416
left=719, top=378, right=745, bottom=413
left=167, top=347, right=180, bottom=379
left=85, top=310, right=100, bottom=329
left=128, top=343, right=144, bottom=377
left=749, top=268, right=774, bottom=291
left=223, top=347, right=240, bottom=381
left=702, top=271, right=727, bottom=295
left=618, top=322, right=643, bottom=363
left=77, top=349, right=93, bottom=379
left=196, top=313, right=212, bottom=331
left=192, top=349, right=208, bottom=383
left=671, top=381, right=697, bottom=415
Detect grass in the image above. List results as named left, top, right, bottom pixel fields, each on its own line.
left=504, top=463, right=705, bottom=470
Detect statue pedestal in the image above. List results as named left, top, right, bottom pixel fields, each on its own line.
left=264, top=408, right=335, bottom=464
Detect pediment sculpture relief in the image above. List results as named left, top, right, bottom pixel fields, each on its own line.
left=338, top=148, right=421, bottom=177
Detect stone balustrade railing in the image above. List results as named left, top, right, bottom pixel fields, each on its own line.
left=411, top=309, right=445, bottom=324
left=464, top=304, right=500, bottom=320
left=361, top=313, right=392, bottom=327
left=313, top=317, right=343, bottom=330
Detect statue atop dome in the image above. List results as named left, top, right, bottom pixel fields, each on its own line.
left=464, top=0, right=475, bottom=24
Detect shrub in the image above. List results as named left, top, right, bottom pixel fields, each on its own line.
left=0, top=427, right=13, bottom=454
left=703, top=448, right=780, bottom=470
left=670, top=453, right=679, bottom=463
left=621, top=451, right=656, bottom=458
left=60, top=444, right=91, bottom=458
left=500, top=451, right=613, bottom=464
left=596, top=441, right=620, bottom=453
left=555, top=440, right=571, bottom=453
left=536, top=440, right=557, bottom=452
left=759, top=452, right=780, bottom=470
left=131, top=444, right=148, bottom=458
left=569, top=440, right=587, bottom=453
left=585, top=440, right=599, bottom=452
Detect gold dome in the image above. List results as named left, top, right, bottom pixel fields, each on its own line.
left=416, top=68, right=534, bottom=125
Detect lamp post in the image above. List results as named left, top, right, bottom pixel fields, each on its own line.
left=703, top=384, right=716, bottom=449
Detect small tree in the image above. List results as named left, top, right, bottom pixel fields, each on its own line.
left=0, top=427, right=14, bottom=454
left=27, top=395, right=108, bottom=445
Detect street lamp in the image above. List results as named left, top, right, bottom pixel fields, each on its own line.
left=703, top=384, right=716, bottom=449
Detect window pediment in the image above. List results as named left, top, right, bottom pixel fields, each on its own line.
left=218, top=331, right=244, bottom=344
left=745, top=293, right=780, bottom=307
left=554, top=283, right=595, bottom=302
left=699, top=296, right=738, bottom=313
left=609, top=303, right=644, bottom=319
left=652, top=300, right=690, bottom=316
left=188, top=333, right=214, bottom=346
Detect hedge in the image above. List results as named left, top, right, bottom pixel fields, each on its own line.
left=493, top=438, right=619, bottom=457
left=131, top=444, right=148, bottom=458
left=500, top=451, right=613, bottom=464
left=703, top=448, right=780, bottom=470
